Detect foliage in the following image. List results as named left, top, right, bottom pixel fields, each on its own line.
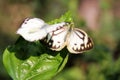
left=3, top=37, right=68, bottom=80
left=2, top=12, right=72, bottom=80
left=48, top=11, right=73, bottom=24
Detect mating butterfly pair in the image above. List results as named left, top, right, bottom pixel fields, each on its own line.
left=17, top=18, right=93, bottom=54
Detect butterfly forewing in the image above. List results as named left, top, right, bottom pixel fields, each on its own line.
left=67, top=28, right=93, bottom=54
left=41, top=23, right=69, bottom=51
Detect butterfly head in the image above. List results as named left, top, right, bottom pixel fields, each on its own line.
left=65, top=22, right=74, bottom=32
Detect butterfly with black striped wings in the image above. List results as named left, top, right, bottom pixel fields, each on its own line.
left=17, top=18, right=93, bottom=54
left=41, top=22, right=93, bottom=54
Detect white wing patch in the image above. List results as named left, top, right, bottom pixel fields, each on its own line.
left=17, top=18, right=48, bottom=42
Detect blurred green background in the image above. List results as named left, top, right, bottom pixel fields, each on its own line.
left=0, top=0, right=120, bottom=80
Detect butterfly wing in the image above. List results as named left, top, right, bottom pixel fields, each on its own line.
left=67, top=28, right=93, bottom=54
left=17, top=18, right=68, bottom=42
left=41, top=23, right=69, bottom=51
left=17, top=18, right=48, bottom=42
left=46, top=22, right=67, bottom=33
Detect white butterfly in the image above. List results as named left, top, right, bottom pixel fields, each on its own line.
left=17, top=18, right=66, bottom=42
left=41, top=23, right=93, bottom=54
left=17, top=18, right=93, bottom=53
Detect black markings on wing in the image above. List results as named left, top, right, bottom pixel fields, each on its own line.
left=71, top=28, right=93, bottom=53
left=19, top=18, right=32, bottom=28
left=74, top=29, right=85, bottom=40
left=41, top=35, right=53, bottom=47
left=41, top=23, right=68, bottom=50
left=72, top=37, right=93, bottom=52
left=23, top=18, right=31, bottom=24
left=55, top=25, right=64, bottom=31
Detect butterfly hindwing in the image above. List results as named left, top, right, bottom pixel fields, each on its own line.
left=67, top=28, right=93, bottom=54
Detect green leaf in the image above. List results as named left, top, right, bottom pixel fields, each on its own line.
left=48, top=11, right=73, bottom=24
left=3, top=37, right=69, bottom=80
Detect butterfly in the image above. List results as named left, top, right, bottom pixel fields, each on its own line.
left=17, top=18, right=66, bottom=42
left=41, top=22, right=93, bottom=54
left=17, top=18, right=93, bottom=54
